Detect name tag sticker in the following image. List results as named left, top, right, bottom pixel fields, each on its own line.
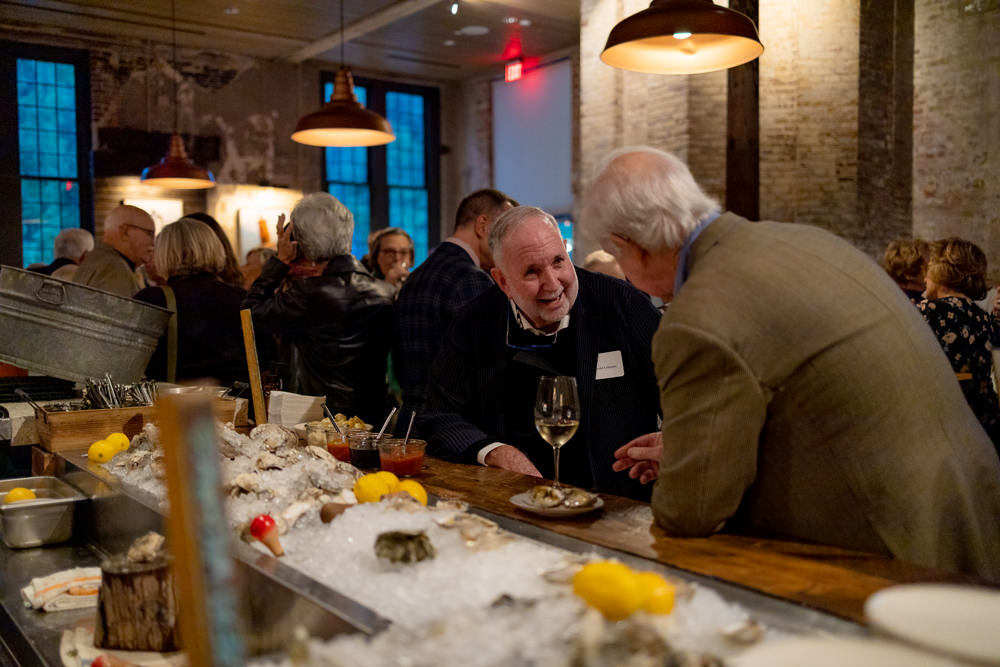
left=595, top=350, right=625, bottom=380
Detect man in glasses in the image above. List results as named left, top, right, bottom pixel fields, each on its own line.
left=418, top=206, right=662, bottom=500
left=75, top=205, right=156, bottom=297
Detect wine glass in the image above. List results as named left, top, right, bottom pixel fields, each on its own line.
left=534, top=375, right=580, bottom=489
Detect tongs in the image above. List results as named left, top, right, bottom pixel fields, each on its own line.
left=14, top=388, right=44, bottom=414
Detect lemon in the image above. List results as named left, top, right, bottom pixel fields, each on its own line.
left=373, top=471, right=400, bottom=493
left=636, top=571, right=676, bottom=615
left=88, top=440, right=116, bottom=463
left=4, top=487, right=36, bottom=504
left=572, top=560, right=644, bottom=621
left=397, top=479, right=427, bottom=506
left=105, top=432, right=130, bottom=452
left=353, top=474, right=391, bottom=503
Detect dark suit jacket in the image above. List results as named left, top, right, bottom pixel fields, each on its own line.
left=419, top=268, right=662, bottom=500
left=395, top=241, right=494, bottom=411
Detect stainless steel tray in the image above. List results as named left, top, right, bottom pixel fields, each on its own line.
left=0, top=476, right=87, bottom=548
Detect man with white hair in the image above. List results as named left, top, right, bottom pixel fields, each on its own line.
left=74, top=205, right=155, bottom=296
left=583, top=146, right=1000, bottom=580
left=243, top=192, right=395, bottom=426
left=31, top=228, right=94, bottom=281
left=418, top=206, right=662, bottom=500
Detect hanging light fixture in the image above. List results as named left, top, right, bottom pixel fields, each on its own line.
left=601, top=0, right=763, bottom=75
left=291, top=0, right=395, bottom=147
left=141, top=0, right=215, bottom=189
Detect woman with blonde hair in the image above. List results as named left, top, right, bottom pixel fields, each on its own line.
left=135, top=217, right=247, bottom=384
left=919, top=237, right=1000, bottom=452
left=881, top=238, right=928, bottom=302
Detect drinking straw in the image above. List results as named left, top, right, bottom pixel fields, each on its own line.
left=403, top=411, right=416, bottom=447
left=376, top=406, right=397, bottom=440
left=321, top=403, right=345, bottom=435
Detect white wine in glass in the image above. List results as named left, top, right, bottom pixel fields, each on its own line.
left=534, top=375, right=580, bottom=489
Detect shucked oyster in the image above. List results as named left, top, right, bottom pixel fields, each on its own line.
left=531, top=485, right=566, bottom=508
left=374, top=531, right=436, bottom=564
left=563, top=488, right=599, bottom=508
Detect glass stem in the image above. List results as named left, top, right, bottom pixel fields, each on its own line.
left=552, top=446, right=561, bottom=489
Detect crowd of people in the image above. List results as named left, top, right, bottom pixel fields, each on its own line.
left=27, top=147, right=1000, bottom=582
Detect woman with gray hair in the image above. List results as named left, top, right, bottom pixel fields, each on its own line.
left=243, top=192, right=395, bottom=425
left=135, top=218, right=247, bottom=384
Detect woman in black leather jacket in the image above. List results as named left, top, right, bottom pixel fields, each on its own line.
left=243, top=192, right=395, bottom=426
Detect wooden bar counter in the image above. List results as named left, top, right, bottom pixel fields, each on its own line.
left=417, top=458, right=982, bottom=625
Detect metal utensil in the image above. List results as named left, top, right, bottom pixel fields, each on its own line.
left=376, top=406, right=397, bottom=440
left=321, top=403, right=345, bottom=436
left=13, top=388, right=43, bottom=414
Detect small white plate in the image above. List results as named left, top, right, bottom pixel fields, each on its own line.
left=509, top=492, right=603, bottom=517
left=732, top=637, right=957, bottom=667
left=864, top=583, right=1000, bottom=665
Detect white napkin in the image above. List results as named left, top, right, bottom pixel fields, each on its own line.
left=21, top=566, right=101, bottom=612
left=265, top=390, right=325, bottom=426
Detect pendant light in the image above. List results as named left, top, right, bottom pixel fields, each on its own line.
left=141, top=0, right=216, bottom=189
left=601, top=0, right=763, bottom=75
left=291, top=0, right=395, bottom=147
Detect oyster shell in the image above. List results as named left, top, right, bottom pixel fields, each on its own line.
left=531, top=484, right=566, bottom=508
left=563, top=488, right=599, bottom=508
left=720, top=618, right=766, bottom=645
left=250, top=423, right=298, bottom=450
left=374, top=531, right=436, bottom=563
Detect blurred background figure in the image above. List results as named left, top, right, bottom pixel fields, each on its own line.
left=184, top=211, right=245, bottom=288
left=241, top=246, right=277, bottom=289
left=881, top=238, right=928, bottom=303
left=918, top=238, right=1000, bottom=453
left=243, top=193, right=395, bottom=425
left=368, top=227, right=415, bottom=290
left=30, top=228, right=94, bottom=281
left=135, top=218, right=247, bottom=384
left=583, top=249, right=626, bottom=280
left=74, top=205, right=155, bottom=297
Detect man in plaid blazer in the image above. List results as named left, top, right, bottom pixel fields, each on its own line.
left=395, top=189, right=517, bottom=417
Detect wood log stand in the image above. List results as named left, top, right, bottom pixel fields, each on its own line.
left=94, top=554, right=180, bottom=652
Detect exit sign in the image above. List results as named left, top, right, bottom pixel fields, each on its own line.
left=505, top=60, right=523, bottom=82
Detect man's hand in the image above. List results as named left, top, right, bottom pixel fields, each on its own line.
left=276, top=213, right=298, bottom=265
left=612, top=432, right=663, bottom=485
left=484, top=444, right=542, bottom=477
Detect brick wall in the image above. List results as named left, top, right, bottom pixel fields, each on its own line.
left=913, top=0, right=1000, bottom=279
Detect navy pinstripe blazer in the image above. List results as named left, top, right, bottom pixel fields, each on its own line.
left=418, top=268, right=662, bottom=500
left=394, top=241, right=494, bottom=410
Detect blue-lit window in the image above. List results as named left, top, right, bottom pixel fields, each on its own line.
left=320, top=74, right=440, bottom=267
left=17, top=58, right=81, bottom=266
left=555, top=215, right=575, bottom=262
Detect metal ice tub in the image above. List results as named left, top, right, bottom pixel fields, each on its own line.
left=0, top=476, right=87, bottom=548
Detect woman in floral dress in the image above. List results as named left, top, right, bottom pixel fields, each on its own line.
left=919, top=238, right=1000, bottom=453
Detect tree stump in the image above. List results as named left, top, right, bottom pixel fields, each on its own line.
left=93, top=554, right=180, bottom=652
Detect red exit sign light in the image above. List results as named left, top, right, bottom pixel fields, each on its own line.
left=505, top=60, right=523, bottom=82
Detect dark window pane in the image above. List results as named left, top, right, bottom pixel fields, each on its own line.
left=56, top=63, right=75, bottom=88
left=37, top=84, right=56, bottom=108
left=386, top=92, right=425, bottom=188
left=389, top=187, right=429, bottom=264
left=19, top=105, right=37, bottom=130
left=327, top=183, right=371, bottom=259
left=19, top=128, right=38, bottom=154
left=16, top=59, right=35, bottom=82
left=56, top=86, right=75, bottom=110
left=36, top=61, right=55, bottom=85
left=58, top=110, right=75, bottom=133
left=17, top=81, right=36, bottom=106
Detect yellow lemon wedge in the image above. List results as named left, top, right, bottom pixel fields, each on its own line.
left=572, top=560, right=645, bottom=621
left=397, top=479, right=427, bottom=506
left=3, top=487, right=37, bottom=504
left=105, top=432, right=130, bottom=452
left=636, top=571, right=676, bottom=615
left=353, top=474, right=391, bottom=504
left=373, top=471, right=400, bottom=493
left=87, top=440, right=116, bottom=463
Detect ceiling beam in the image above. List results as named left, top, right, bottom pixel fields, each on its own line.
left=286, top=0, right=443, bottom=64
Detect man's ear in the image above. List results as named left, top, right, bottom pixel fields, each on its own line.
left=490, top=266, right=509, bottom=296
left=475, top=215, right=489, bottom=240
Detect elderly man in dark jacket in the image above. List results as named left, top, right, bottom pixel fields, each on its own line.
left=243, top=193, right=395, bottom=426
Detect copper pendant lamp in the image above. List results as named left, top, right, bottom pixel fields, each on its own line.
left=140, top=0, right=215, bottom=189
left=291, top=0, right=394, bottom=147
left=601, top=0, right=763, bottom=75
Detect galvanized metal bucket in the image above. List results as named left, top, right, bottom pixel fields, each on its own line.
left=0, top=266, right=170, bottom=383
